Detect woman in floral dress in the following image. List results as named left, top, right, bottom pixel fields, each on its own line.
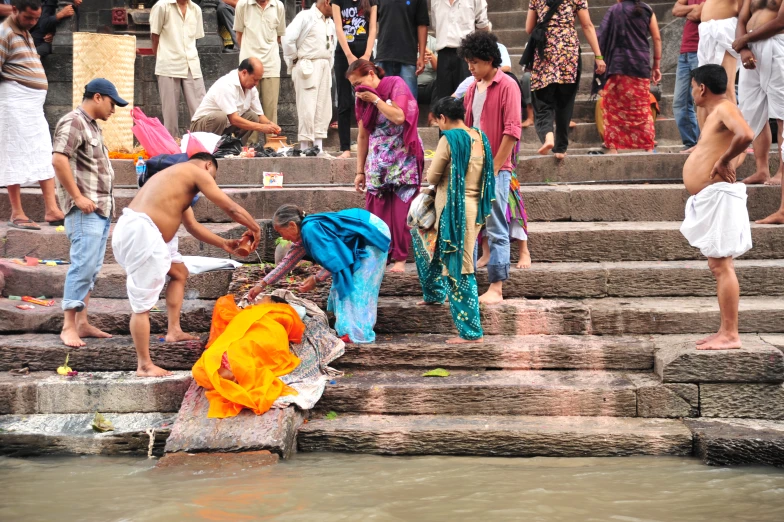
left=348, top=59, right=423, bottom=272
left=526, top=0, right=606, bottom=159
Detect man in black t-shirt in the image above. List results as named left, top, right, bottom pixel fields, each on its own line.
left=375, top=0, right=429, bottom=98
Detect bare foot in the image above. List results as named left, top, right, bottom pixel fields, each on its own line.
left=416, top=301, right=443, bottom=306
left=680, top=146, right=696, bottom=154
left=476, top=255, right=490, bottom=269
left=695, top=332, right=720, bottom=346
left=77, top=323, right=112, bottom=339
left=338, top=150, right=352, bottom=159
left=522, top=118, right=534, bottom=128
left=697, top=334, right=742, bottom=350
left=756, top=210, right=784, bottom=224
left=538, top=132, right=554, bottom=155
left=60, top=326, right=85, bottom=348
left=554, top=152, right=566, bottom=160
left=165, top=330, right=201, bottom=342
left=742, top=170, right=771, bottom=184
left=446, top=337, right=484, bottom=344
left=44, top=210, right=65, bottom=222
left=137, top=364, right=173, bottom=377
left=516, top=249, right=532, bottom=269
left=607, top=148, right=618, bottom=155
left=765, top=172, right=782, bottom=186
left=479, top=288, right=503, bottom=305
left=569, top=120, right=577, bottom=129
left=387, top=260, right=406, bottom=273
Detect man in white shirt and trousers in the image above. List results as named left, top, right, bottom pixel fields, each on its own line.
left=150, top=0, right=207, bottom=138
left=282, top=0, right=336, bottom=155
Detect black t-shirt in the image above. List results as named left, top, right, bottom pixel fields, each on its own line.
left=333, top=0, right=378, bottom=54
left=376, top=0, right=430, bottom=65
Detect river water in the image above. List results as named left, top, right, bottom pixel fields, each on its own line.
left=2, top=454, right=784, bottom=521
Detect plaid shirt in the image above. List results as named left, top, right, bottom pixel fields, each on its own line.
left=52, top=107, right=115, bottom=217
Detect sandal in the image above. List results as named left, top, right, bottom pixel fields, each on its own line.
left=47, top=219, right=64, bottom=226
left=8, top=218, right=41, bottom=230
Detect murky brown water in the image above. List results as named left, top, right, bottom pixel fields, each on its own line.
left=2, top=454, right=784, bottom=521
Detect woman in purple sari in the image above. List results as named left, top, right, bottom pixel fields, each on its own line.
left=348, top=59, right=423, bottom=272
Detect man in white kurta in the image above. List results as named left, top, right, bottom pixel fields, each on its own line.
left=282, top=0, right=336, bottom=154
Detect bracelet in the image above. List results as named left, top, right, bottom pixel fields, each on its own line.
left=654, top=56, right=661, bottom=60
left=595, top=55, right=603, bottom=60
left=355, top=172, right=365, bottom=176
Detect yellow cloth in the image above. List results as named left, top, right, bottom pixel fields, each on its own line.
left=192, top=296, right=305, bottom=419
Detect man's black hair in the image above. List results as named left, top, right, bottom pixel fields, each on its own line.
left=239, top=58, right=255, bottom=74
left=190, top=152, right=218, bottom=171
left=82, top=91, right=97, bottom=102
left=431, top=97, right=466, bottom=121
left=457, top=31, right=502, bottom=69
left=12, top=0, right=41, bottom=11
left=691, top=64, right=728, bottom=95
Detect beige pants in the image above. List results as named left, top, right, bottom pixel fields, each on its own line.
left=292, top=59, right=331, bottom=143
left=251, top=77, right=281, bottom=144
left=189, top=110, right=260, bottom=145
left=157, top=71, right=207, bottom=138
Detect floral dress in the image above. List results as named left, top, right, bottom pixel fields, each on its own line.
left=529, top=0, right=587, bottom=91
left=366, top=113, right=422, bottom=202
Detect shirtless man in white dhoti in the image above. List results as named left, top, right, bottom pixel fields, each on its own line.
left=733, top=0, right=784, bottom=184
left=682, top=65, right=753, bottom=350
left=699, top=0, right=742, bottom=102
left=112, top=153, right=261, bottom=377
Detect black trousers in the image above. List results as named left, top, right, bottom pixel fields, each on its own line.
left=334, top=44, right=367, bottom=151
left=217, top=1, right=238, bottom=47
left=532, top=82, right=579, bottom=154
left=417, top=80, right=437, bottom=106
left=435, top=47, right=471, bottom=101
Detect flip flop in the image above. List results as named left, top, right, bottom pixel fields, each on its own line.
left=47, top=220, right=64, bottom=226
left=8, top=219, right=41, bottom=230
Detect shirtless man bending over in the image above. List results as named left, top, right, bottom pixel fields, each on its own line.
left=732, top=0, right=784, bottom=185
left=681, top=65, right=753, bottom=350
left=112, top=153, right=261, bottom=376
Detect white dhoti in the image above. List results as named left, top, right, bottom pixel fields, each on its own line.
left=697, top=18, right=740, bottom=67
left=0, top=81, right=55, bottom=186
left=112, top=208, right=183, bottom=313
left=292, top=58, right=332, bottom=143
left=680, top=182, right=752, bottom=259
left=738, top=34, right=784, bottom=138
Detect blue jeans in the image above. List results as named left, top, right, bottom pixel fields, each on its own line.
left=62, top=208, right=111, bottom=311
left=375, top=61, right=418, bottom=99
left=674, top=52, right=700, bottom=148
left=486, top=169, right=511, bottom=283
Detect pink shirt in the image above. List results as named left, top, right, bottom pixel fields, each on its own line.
left=463, top=69, right=522, bottom=173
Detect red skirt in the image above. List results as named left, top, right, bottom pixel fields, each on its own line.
left=602, top=75, right=656, bottom=151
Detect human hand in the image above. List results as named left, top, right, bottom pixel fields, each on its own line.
left=347, top=54, right=358, bottom=65
left=732, top=35, right=749, bottom=54
left=259, top=124, right=280, bottom=135
left=222, top=238, right=241, bottom=253
left=594, top=58, right=606, bottom=75
left=57, top=5, right=75, bottom=19
left=710, top=159, right=736, bottom=183
left=740, top=48, right=756, bottom=69
left=44, top=33, right=54, bottom=43
left=73, top=0, right=83, bottom=6
left=356, top=91, right=378, bottom=104
left=416, top=57, right=425, bottom=75
left=247, top=284, right=265, bottom=302
left=243, top=229, right=261, bottom=252
left=298, top=276, right=317, bottom=293
left=361, top=53, right=372, bottom=61
left=651, top=66, right=662, bottom=85
left=354, top=173, right=366, bottom=192
left=74, top=195, right=96, bottom=214
left=424, top=50, right=434, bottom=63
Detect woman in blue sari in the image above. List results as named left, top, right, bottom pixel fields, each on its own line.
left=411, top=97, right=495, bottom=344
left=247, top=205, right=391, bottom=343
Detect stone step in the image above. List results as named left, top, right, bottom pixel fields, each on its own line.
left=0, top=371, right=191, bottom=415
left=316, top=369, right=641, bottom=416
left=297, top=414, right=693, bottom=457
left=0, top=412, right=174, bottom=457
left=686, top=418, right=784, bottom=467
left=519, top=118, right=683, bottom=151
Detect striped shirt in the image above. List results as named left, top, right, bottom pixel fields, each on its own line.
left=263, top=241, right=331, bottom=286
left=0, top=16, right=48, bottom=90
left=52, top=108, right=116, bottom=218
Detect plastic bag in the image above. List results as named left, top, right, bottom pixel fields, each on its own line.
left=407, top=186, right=436, bottom=230
left=185, top=131, right=209, bottom=156
left=214, top=134, right=243, bottom=158
left=131, top=107, right=181, bottom=157
left=181, top=132, right=222, bottom=154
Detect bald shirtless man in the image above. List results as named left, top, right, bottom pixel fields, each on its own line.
left=681, top=65, right=753, bottom=350
left=732, top=0, right=784, bottom=185
left=112, top=153, right=261, bottom=377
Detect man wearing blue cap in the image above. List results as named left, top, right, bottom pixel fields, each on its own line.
left=52, top=78, right=129, bottom=348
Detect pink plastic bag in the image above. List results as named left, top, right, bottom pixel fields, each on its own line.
left=131, top=107, right=181, bottom=156
left=185, top=131, right=209, bottom=156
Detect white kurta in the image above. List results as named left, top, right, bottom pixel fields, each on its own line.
left=680, top=182, right=752, bottom=259
left=697, top=17, right=740, bottom=67
left=0, top=81, right=55, bottom=186
left=738, top=34, right=784, bottom=138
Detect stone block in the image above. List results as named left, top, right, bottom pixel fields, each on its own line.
left=686, top=418, right=784, bottom=467
left=627, top=373, right=698, bottom=418
left=570, top=185, right=689, bottom=222
left=654, top=335, right=784, bottom=383
left=165, top=382, right=303, bottom=458
left=520, top=186, right=572, bottom=222
left=701, top=383, right=784, bottom=419
left=156, top=450, right=279, bottom=472
left=0, top=374, right=42, bottom=414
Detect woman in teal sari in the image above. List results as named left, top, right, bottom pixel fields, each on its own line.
left=411, top=97, right=495, bottom=344
left=247, top=205, right=391, bottom=343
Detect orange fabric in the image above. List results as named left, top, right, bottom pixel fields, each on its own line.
left=192, top=297, right=305, bottom=419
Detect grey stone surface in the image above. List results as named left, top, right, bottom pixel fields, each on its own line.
left=686, top=418, right=784, bottom=467
left=0, top=412, right=174, bottom=457
left=298, top=414, right=693, bottom=457
left=627, top=373, right=699, bottom=418
left=317, top=370, right=639, bottom=417
left=654, top=335, right=784, bottom=383
left=701, top=383, right=784, bottom=419
left=165, top=382, right=303, bottom=459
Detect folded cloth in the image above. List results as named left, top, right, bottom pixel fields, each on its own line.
left=112, top=208, right=177, bottom=313
left=738, top=34, right=784, bottom=138
left=680, top=182, right=752, bottom=259
left=182, top=256, right=242, bottom=275
left=697, top=17, right=740, bottom=67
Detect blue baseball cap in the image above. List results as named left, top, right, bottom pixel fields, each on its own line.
left=84, top=78, right=129, bottom=107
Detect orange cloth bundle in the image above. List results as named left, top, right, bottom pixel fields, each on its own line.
left=192, top=295, right=305, bottom=418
